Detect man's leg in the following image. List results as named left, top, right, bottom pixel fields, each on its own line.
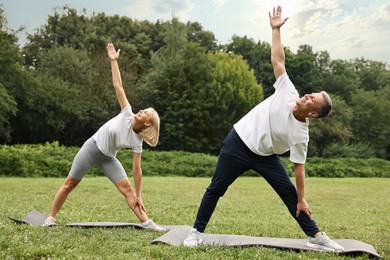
left=193, top=129, right=250, bottom=232
left=252, top=155, right=320, bottom=237
left=184, top=129, right=250, bottom=246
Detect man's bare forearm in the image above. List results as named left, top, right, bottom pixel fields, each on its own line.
left=294, top=163, right=305, bottom=201
left=271, top=28, right=285, bottom=66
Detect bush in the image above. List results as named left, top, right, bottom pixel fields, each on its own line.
left=305, top=157, right=390, bottom=178
left=120, top=150, right=218, bottom=177
left=0, top=142, right=100, bottom=177
left=322, top=142, right=378, bottom=159
left=0, top=143, right=389, bottom=178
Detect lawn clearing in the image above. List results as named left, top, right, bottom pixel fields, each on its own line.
left=0, top=177, right=389, bottom=259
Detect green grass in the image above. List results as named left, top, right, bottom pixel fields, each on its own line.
left=0, top=177, right=389, bottom=259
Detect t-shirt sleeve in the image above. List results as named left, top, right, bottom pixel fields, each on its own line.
left=289, top=143, right=307, bottom=164
left=133, top=141, right=143, bottom=154
left=121, top=106, right=133, bottom=117
left=273, top=73, right=289, bottom=91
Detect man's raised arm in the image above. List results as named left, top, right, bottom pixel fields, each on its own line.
left=269, top=6, right=289, bottom=79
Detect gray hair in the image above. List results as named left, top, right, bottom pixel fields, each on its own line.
left=317, top=91, right=333, bottom=118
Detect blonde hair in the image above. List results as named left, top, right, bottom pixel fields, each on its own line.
left=139, top=107, right=160, bottom=147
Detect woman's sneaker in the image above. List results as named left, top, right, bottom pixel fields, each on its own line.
left=183, top=228, right=202, bottom=247
left=141, top=219, right=166, bottom=231
left=307, top=232, right=344, bottom=252
left=42, top=216, right=57, bottom=227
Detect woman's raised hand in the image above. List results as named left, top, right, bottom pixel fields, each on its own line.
left=106, top=43, right=120, bottom=61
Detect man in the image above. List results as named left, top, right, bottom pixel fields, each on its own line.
left=183, top=6, right=344, bottom=252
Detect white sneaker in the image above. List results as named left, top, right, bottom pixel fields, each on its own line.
left=183, top=228, right=203, bottom=247
left=141, top=219, right=166, bottom=232
left=307, top=232, right=344, bottom=252
left=42, top=216, right=57, bottom=227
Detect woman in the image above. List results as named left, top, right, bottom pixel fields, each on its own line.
left=43, top=43, right=165, bottom=231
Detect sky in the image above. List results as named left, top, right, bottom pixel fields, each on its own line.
left=2, top=0, right=390, bottom=65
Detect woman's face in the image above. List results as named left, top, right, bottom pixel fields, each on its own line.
left=135, top=109, right=152, bottom=126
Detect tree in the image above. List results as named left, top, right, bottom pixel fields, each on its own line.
left=32, top=46, right=111, bottom=145
left=350, top=88, right=390, bottom=159
left=352, top=58, right=390, bottom=91
left=185, top=21, right=217, bottom=51
left=308, top=96, right=353, bottom=157
left=287, top=45, right=319, bottom=95
left=203, top=52, right=263, bottom=152
left=0, top=7, right=21, bottom=143
left=141, top=19, right=263, bottom=153
left=9, top=45, right=110, bottom=145
left=140, top=18, right=212, bottom=151
left=0, top=83, right=17, bottom=142
left=320, top=59, right=360, bottom=103
left=227, top=36, right=273, bottom=98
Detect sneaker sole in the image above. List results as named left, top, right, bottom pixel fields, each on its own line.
left=183, top=239, right=203, bottom=247
left=306, top=242, right=344, bottom=252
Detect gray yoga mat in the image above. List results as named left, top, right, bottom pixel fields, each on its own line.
left=9, top=211, right=380, bottom=258
left=9, top=210, right=149, bottom=229
left=8, top=210, right=53, bottom=226
left=151, top=226, right=381, bottom=258
left=65, top=222, right=143, bottom=229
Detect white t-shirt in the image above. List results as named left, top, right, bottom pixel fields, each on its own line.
left=234, top=73, right=309, bottom=164
left=93, top=106, right=143, bottom=157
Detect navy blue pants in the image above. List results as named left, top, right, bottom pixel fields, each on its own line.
left=193, top=128, right=320, bottom=237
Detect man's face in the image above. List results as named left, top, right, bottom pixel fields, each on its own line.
left=296, top=93, right=325, bottom=116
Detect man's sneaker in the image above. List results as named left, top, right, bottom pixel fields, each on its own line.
left=307, top=232, right=344, bottom=252
left=141, top=219, right=166, bottom=231
left=42, top=216, right=57, bottom=227
left=183, top=228, right=203, bottom=247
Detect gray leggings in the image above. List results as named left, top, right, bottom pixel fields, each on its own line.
left=69, top=137, right=127, bottom=183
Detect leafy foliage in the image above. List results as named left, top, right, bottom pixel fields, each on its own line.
left=204, top=52, right=263, bottom=151
left=140, top=18, right=212, bottom=151
left=0, top=5, right=389, bottom=159
left=0, top=143, right=389, bottom=178
left=309, top=96, right=353, bottom=157
left=322, top=142, right=378, bottom=159
left=350, top=88, right=390, bottom=159
left=0, top=83, right=17, bottom=141
left=0, top=12, right=21, bottom=142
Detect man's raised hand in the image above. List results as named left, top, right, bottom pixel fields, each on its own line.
left=269, top=6, right=289, bottom=29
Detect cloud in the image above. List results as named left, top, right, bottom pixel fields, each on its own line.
left=271, top=0, right=387, bottom=63
left=212, top=0, right=228, bottom=8
left=372, top=2, right=390, bottom=27
left=288, top=1, right=343, bottom=38
left=124, top=0, right=195, bottom=21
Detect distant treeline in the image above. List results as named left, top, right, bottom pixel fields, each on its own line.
left=0, top=6, right=389, bottom=159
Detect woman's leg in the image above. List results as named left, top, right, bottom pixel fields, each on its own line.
left=98, top=154, right=150, bottom=222
left=48, top=138, right=97, bottom=218
left=49, top=176, right=81, bottom=218
left=115, top=178, right=149, bottom=222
